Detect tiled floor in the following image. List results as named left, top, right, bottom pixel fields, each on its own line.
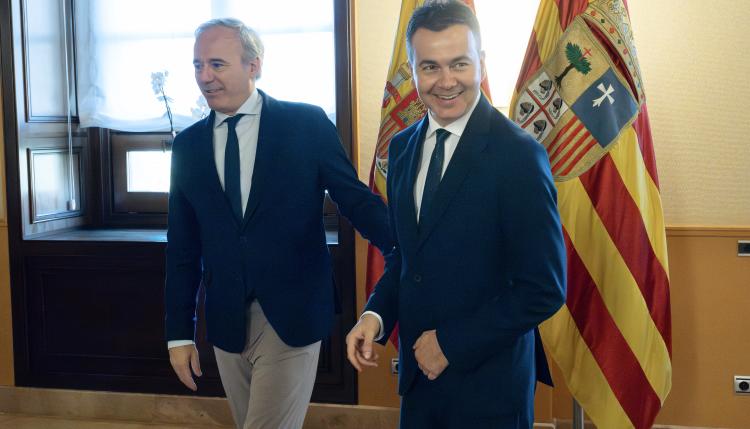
left=0, top=414, right=224, bottom=429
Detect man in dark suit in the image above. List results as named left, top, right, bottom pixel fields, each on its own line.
left=346, top=2, right=566, bottom=428
left=165, top=18, right=391, bottom=429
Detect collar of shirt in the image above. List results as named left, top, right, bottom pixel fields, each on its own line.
left=212, top=88, right=262, bottom=128
left=210, top=88, right=263, bottom=216
left=425, top=92, right=482, bottom=140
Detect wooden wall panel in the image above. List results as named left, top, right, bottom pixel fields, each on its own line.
left=355, top=228, right=750, bottom=429
left=7, top=240, right=355, bottom=403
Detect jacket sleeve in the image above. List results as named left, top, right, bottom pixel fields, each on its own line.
left=164, top=138, right=203, bottom=342
left=315, top=108, right=394, bottom=254
left=436, top=136, right=566, bottom=372
left=362, top=134, right=405, bottom=344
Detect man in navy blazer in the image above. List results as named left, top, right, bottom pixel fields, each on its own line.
left=346, top=2, right=566, bottom=428
left=165, top=18, right=391, bottom=429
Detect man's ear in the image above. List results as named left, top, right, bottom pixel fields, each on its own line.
left=248, top=56, right=262, bottom=80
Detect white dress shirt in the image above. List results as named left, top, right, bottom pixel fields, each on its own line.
left=167, top=90, right=263, bottom=350
left=363, top=93, right=482, bottom=341
left=212, top=89, right=263, bottom=216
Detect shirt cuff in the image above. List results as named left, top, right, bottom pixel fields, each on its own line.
left=167, top=340, right=195, bottom=349
left=361, top=311, right=385, bottom=342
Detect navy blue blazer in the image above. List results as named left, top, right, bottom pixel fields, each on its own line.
left=165, top=90, right=391, bottom=353
left=365, top=96, right=566, bottom=417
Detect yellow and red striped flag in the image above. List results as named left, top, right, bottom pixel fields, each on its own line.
left=510, top=0, right=672, bottom=427
left=365, top=0, right=491, bottom=347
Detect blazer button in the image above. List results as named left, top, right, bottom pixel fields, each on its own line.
left=240, top=236, right=248, bottom=243
left=413, top=274, right=422, bottom=283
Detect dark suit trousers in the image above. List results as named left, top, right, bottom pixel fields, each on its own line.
left=399, top=372, right=533, bottom=429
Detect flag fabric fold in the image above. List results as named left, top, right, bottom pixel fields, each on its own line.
left=510, top=1, right=672, bottom=427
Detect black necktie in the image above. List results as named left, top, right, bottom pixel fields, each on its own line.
left=224, top=114, right=244, bottom=222
left=420, top=128, right=449, bottom=222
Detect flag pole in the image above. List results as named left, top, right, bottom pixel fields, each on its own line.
left=573, top=399, right=585, bottom=429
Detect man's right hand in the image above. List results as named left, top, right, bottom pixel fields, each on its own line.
left=345, top=314, right=381, bottom=372
left=168, top=344, right=202, bottom=391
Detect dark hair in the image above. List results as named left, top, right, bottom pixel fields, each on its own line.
left=406, top=0, right=482, bottom=62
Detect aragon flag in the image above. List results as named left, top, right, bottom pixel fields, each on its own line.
left=510, top=0, right=672, bottom=427
left=364, top=0, right=491, bottom=348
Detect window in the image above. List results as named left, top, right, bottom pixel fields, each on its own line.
left=110, top=133, right=173, bottom=214
left=69, top=0, right=343, bottom=219
left=75, top=0, right=337, bottom=131
left=126, top=151, right=171, bottom=193
left=474, top=1, right=539, bottom=111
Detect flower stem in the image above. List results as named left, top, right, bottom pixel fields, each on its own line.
left=160, top=87, right=175, bottom=137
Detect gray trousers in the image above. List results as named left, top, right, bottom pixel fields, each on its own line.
left=214, top=301, right=321, bottom=429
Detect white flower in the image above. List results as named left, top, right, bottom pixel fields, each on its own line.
left=151, top=71, right=168, bottom=95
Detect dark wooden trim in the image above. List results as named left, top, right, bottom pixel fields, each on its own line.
left=328, top=0, right=358, bottom=404
left=110, top=133, right=170, bottom=214
left=2, top=0, right=32, bottom=386
left=99, top=128, right=169, bottom=227
left=335, top=0, right=354, bottom=161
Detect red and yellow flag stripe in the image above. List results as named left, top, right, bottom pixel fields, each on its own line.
left=515, top=1, right=672, bottom=427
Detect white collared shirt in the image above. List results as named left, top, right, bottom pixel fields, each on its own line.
left=212, top=89, right=263, bottom=216
left=413, top=93, right=482, bottom=220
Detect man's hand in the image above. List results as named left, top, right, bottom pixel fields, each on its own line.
left=413, top=330, right=449, bottom=380
left=345, top=314, right=381, bottom=372
left=169, top=344, right=202, bottom=391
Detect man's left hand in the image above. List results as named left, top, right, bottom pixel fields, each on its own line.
left=413, top=329, right=449, bottom=380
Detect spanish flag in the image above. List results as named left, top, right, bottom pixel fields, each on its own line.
left=510, top=1, right=672, bottom=427
left=365, top=0, right=491, bottom=347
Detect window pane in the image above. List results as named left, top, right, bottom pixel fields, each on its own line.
left=474, top=1, right=539, bottom=109
left=75, top=0, right=336, bottom=131
left=26, top=0, right=72, bottom=117
left=126, top=150, right=171, bottom=193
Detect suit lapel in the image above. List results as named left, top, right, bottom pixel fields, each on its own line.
left=395, top=118, right=428, bottom=255
left=416, top=96, right=492, bottom=250
left=240, top=90, right=275, bottom=230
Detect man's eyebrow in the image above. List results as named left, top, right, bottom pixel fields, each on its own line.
left=193, top=58, right=229, bottom=64
left=418, top=59, right=438, bottom=67
left=450, top=55, right=472, bottom=63
left=417, top=55, right=473, bottom=67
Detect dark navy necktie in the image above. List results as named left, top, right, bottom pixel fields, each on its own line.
left=224, top=114, right=244, bottom=222
left=420, top=128, right=449, bottom=223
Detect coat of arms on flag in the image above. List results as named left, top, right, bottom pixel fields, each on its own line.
left=513, top=16, right=639, bottom=181
left=512, top=0, right=672, bottom=428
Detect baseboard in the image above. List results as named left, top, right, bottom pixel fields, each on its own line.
left=554, top=419, right=733, bottom=429
left=0, top=386, right=401, bottom=428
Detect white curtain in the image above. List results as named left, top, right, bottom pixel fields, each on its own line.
left=74, top=0, right=335, bottom=132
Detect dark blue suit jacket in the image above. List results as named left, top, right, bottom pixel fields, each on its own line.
left=165, top=90, right=391, bottom=353
left=365, top=96, right=566, bottom=418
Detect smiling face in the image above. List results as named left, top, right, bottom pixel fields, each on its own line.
left=193, top=26, right=260, bottom=115
left=410, top=24, right=485, bottom=127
